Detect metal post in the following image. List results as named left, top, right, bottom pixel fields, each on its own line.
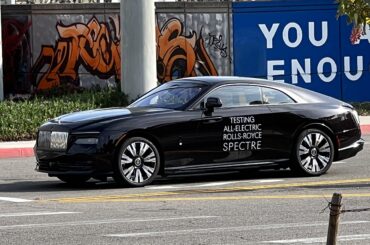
left=327, top=193, right=342, bottom=245
left=0, top=4, right=3, bottom=101
left=121, top=0, right=157, bottom=101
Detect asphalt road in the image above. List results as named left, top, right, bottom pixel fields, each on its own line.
left=0, top=136, right=370, bottom=244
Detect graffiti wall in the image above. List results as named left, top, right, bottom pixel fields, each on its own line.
left=1, top=3, right=230, bottom=98
left=156, top=11, right=231, bottom=83
left=31, top=14, right=120, bottom=90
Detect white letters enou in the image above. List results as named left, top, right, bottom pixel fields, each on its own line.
left=317, top=57, right=337, bottom=83
left=344, top=56, right=363, bottom=81
left=291, top=58, right=311, bottom=84
left=267, top=60, right=285, bottom=83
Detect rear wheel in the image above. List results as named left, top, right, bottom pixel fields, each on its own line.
left=57, top=175, right=90, bottom=185
left=113, top=137, right=160, bottom=187
left=290, top=129, right=334, bottom=176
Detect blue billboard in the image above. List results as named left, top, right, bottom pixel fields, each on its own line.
left=233, top=0, right=370, bottom=101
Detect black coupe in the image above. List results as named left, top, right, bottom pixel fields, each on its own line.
left=35, top=77, right=364, bottom=186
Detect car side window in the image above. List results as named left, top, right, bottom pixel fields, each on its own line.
left=199, top=85, right=263, bottom=108
left=261, top=87, right=295, bottom=104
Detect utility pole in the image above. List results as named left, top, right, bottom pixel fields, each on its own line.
left=0, top=4, right=3, bottom=101
left=121, top=0, right=157, bottom=101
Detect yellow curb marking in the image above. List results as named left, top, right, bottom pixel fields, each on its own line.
left=41, top=178, right=370, bottom=203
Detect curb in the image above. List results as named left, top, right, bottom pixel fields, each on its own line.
left=1, top=126, right=369, bottom=159
left=0, top=148, right=34, bottom=159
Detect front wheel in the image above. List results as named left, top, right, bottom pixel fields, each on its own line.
left=113, top=137, right=160, bottom=187
left=290, top=129, right=334, bottom=176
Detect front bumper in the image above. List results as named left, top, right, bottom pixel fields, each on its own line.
left=336, top=138, right=365, bottom=161
left=35, top=146, right=114, bottom=177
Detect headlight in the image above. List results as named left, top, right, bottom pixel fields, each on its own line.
left=38, top=131, right=51, bottom=148
left=351, top=110, right=360, bottom=125
left=75, top=138, right=98, bottom=145
left=50, top=132, right=69, bottom=150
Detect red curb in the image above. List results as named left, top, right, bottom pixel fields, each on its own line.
left=361, top=125, right=370, bottom=135
left=0, top=148, right=34, bottom=159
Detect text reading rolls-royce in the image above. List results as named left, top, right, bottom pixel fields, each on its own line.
left=34, top=77, right=364, bottom=186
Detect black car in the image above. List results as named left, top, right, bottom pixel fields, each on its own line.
left=34, top=76, right=364, bottom=187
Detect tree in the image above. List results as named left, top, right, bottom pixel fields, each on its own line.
left=337, top=0, right=370, bottom=43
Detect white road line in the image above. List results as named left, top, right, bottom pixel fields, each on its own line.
left=196, top=181, right=237, bottom=187
left=146, top=185, right=187, bottom=189
left=0, top=212, right=80, bottom=218
left=147, top=179, right=284, bottom=190
left=250, top=179, right=283, bottom=184
left=0, top=216, right=216, bottom=230
left=105, top=220, right=369, bottom=238
left=0, top=197, right=33, bottom=203
left=261, top=233, right=370, bottom=244
left=333, top=161, right=346, bottom=165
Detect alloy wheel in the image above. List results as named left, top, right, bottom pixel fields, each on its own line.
left=119, top=139, right=159, bottom=186
left=298, top=131, right=332, bottom=174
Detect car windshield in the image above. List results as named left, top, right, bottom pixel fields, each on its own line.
left=129, top=82, right=206, bottom=110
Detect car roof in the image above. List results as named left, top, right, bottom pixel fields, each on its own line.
left=176, top=76, right=267, bottom=84
left=174, top=76, right=344, bottom=105
left=175, top=76, right=295, bottom=89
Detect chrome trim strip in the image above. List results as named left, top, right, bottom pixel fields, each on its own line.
left=166, top=159, right=289, bottom=171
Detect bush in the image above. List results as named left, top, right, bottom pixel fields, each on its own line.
left=351, top=102, right=370, bottom=116
left=0, top=88, right=128, bottom=141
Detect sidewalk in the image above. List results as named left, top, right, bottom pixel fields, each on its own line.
left=1, top=116, right=370, bottom=159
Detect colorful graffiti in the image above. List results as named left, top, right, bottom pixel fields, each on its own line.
left=2, top=18, right=32, bottom=96
left=32, top=17, right=218, bottom=90
left=31, top=16, right=121, bottom=90
left=156, top=18, right=218, bottom=83
left=30, top=16, right=218, bottom=90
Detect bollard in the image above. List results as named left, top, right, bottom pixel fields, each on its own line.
left=327, top=193, right=342, bottom=245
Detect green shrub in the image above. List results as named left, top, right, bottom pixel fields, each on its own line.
left=0, top=89, right=128, bottom=141
left=351, top=102, right=370, bottom=116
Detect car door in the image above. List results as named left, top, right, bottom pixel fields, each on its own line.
left=260, top=86, right=305, bottom=159
left=190, top=84, right=275, bottom=169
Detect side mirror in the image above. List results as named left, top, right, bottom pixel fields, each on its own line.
left=203, top=97, right=222, bottom=116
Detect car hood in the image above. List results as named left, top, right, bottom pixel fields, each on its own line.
left=52, top=107, right=172, bottom=124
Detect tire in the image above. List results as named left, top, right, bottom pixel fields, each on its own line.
left=57, top=175, right=90, bottom=185
left=113, top=137, right=160, bottom=187
left=290, top=129, right=334, bottom=176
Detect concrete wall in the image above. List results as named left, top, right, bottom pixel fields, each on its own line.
left=1, top=2, right=231, bottom=98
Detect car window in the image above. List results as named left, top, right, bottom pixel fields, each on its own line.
left=261, top=87, right=295, bottom=104
left=130, top=85, right=205, bottom=109
left=197, top=85, right=263, bottom=109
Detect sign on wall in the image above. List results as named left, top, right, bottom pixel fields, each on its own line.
left=233, top=0, right=370, bottom=101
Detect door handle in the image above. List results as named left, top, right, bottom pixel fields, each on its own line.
left=201, top=117, right=223, bottom=124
